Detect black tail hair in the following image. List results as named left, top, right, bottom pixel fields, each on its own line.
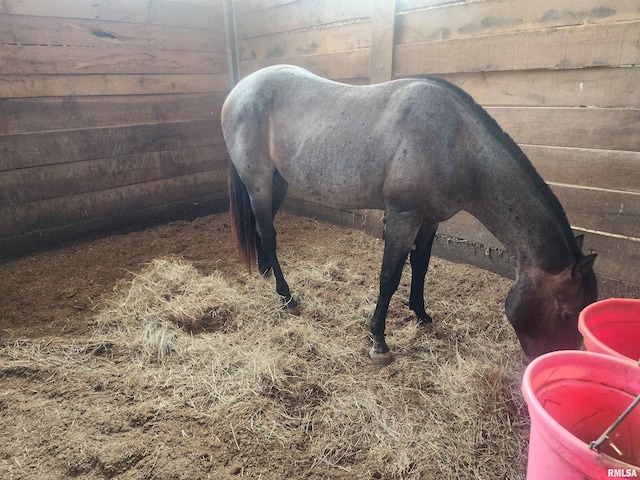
left=229, top=163, right=257, bottom=271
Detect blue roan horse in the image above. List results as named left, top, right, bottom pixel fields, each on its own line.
left=222, top=65, right=597, bottom=365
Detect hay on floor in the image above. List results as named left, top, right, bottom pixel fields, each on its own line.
left=80, top=256, right=529, bottom=479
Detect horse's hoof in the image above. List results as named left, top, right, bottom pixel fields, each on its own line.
left=285, top=304, right=301, bottom=316
left=369, top=349, right=394, bottom=367
left=417, top=315, right=433, bottom=326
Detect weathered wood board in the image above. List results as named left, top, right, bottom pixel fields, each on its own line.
left=2, top=0, right=638, bottom=294
left=0, top=0, right=230, bottom=258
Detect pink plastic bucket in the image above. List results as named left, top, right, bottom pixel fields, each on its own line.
left=522, top=350, right=640, bottom=479
left=579, top=298, right=640, bottom=363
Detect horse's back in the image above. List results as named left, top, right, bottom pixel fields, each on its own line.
left=222, top=65, right=476, bottom=214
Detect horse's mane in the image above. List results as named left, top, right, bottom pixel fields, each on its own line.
left=422, top=76, right=579, bottom=256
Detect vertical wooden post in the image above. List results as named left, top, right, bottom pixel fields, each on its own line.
left=370, top=0, right=396, bottom=84
left=364, top=0, right=397, bottom=237
left=223, top=0, right=240, bottom=89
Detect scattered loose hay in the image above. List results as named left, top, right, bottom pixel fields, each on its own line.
left=2, top=251, right=529, bottom=479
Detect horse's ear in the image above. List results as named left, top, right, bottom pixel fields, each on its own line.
left=572, top=253, right=597, bottom=280
left=575, top=234, right=585, bottom=250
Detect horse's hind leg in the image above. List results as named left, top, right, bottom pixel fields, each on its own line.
left=256, top=171, right=288, bottom=278
left=409, top=221, right=438, bottom=324
left=370, top=209, right=422, bottom=365
left=249, top=175, right=298, bottom=313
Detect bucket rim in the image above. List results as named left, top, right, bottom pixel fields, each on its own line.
left=522, top=350, right=640, bottom=469
left=578, top=298, right=640, bottom=363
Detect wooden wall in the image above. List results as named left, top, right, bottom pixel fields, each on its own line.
left=0, top=0, right=230, bottom=258
left=232, top=0, right=640, bottom=296
left=1, top=0, right=637, bottom=295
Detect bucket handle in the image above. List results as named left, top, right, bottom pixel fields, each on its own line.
left=590, top=358, right=640, bottom=454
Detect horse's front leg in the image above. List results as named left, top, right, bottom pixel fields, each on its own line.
left=370, top=209, right=422, bottom=366
left=409, top=221, right=438, bottom=324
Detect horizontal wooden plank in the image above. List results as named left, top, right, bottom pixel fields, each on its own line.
left=234, top=0, right=298, bottom=14
left=432, top=67, right=640, bottom=108
left=0, top=191, right=229, bottom=261
left=437, top=211, right=640, bottom=285
left=432, top=229, right=640, bottom=296
left=489, top=106, right=640, bottom=152
left=239, top=48, right=370, bottom=80
left=0, top=120, right=224, bottom=171
left=438, top=211, right=503, bottom=249
left=396, top=0, right=471, bottom=13
left=283, top=195, right=369, bottom=232
left=596, top=274, right=640, bottom=298
left=575, top=229, right=640, bottom=286
left=551, top=184, right=640, bottom=239
left=0, top=74, right=229, bottom=98
left=396, top=0, right=640, bottom=44
left=524, top=145, right=640, bottom=192
left=0, top=145, right=230, bottom=207
left=0, top=92, right=224, bottom=135
left=0, top=170, right=228, bottom=238
left=0, top=14, right=224, bottom=52
left=0, top=45, right=226, bottom=75
left=162, top=0, right=223, bottom=7
left=394, top=21, right=640, bottom=75
left=238, top=0, right=371, bottom=38
left=239, top=20, right=371, bottom=61
left=0, top=0, right=223, bottom=30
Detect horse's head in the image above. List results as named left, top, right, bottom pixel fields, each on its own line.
left=505, top=253, right=597, bottom=364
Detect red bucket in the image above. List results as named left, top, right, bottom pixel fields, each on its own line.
left=522, top=351, right=640, bottom=479
left=579, top=298, right=640, bottom=363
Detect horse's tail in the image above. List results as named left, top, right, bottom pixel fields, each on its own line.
left=229, top=163, right=256, bottom=271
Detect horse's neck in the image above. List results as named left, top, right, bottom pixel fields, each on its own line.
left=466, top=143, right=577, bottom=275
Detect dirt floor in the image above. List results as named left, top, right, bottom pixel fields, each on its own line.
left=0, top=212, right=528, bottom=479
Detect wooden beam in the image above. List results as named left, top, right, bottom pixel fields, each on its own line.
left=1, top=45, right=226, bottom=75
left=0, top=14, right=223, bottom=52
left=432, top=67, right=640, bottom=109
left=0, top=93, right=224, bottom=135
left=0, top=170, right=229, bottom=238
left=0, top=120, right=223, bottom=171
left=488, top=106, right=640, bottom=152
left=236, top=0, right=371, bottom=39
left=0, top=74, right=229, bottom=99
left=524, top=145, right=640, bottom=193
left=370, top=0, right=396, bottom=84
left=395, top=0, right=640, bottom=45
left=0, top=192, right=230, bottom=261
left=394, top=21, right=640, bottom=75
left=0, top=145, right=230, bottom=206
left=240, top=48, right=371, bottom=80
left=223, top=0, right=240, bottom=87
left=238, top=20, right=372, bottom=63
left=0, top=0, right=223, bottom=30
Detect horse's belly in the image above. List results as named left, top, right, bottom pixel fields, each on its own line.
left=284, top=167, right=385, bottom=210
left=272, top=135, right=387, bottom=210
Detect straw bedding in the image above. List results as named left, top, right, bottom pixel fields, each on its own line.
left=0, top=213, right=529, bottom=479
